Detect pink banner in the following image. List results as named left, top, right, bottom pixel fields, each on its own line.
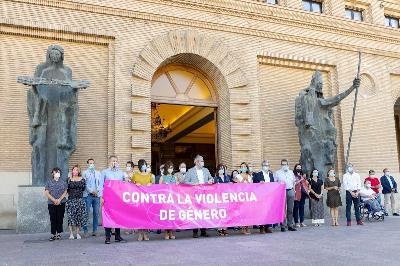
left=102, top=180, right=286, bottom=229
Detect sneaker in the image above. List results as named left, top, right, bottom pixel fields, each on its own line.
left=288, top=227, right=297, bottom=232
left=295, top=223, right=300, bottom=228
left=55, top=234, right=61, bottom=240
left=92, top=232, right=98, bottom=237
left=143, top=234, right=150, bottom=241
left=280, top=227, right=286, bottom=232
left=300, top=223, right=307, bottom=227
left=393, top=213, right=399, bottom=216
left=105, top=237, right=111, bottom=244
left=69, top=234, right=74, bottom=240
left=49, top=235, right=56, bottom=241
left=76, top=234, right=82, bottom=240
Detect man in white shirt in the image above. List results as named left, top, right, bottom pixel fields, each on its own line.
left=342, top=163, right=363, bottom=226
left=359, top=180, right=383, bottom=214
left=274, top=159, right=296, bottom=232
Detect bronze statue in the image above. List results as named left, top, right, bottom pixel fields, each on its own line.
left=295, top=70, right=360, bottom=179
left=17, top=45, right=90, bottom=185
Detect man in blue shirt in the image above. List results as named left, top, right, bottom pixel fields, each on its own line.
left=83, top=158, right=103, bottom=237
left=380, top=168, right=399, bottom=216
left=102, top=155, right=127, bottom=244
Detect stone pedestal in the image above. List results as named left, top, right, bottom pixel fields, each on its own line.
left=17, top=186, right=51, bottom=233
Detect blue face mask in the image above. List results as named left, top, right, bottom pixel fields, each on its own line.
left=241, top=167, right=247, bottom=173
left=141, top=165, right=147, bottom=172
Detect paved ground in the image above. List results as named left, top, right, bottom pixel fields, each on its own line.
left=0, top=217, right=399, bottom=266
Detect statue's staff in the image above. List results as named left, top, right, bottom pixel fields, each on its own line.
left=344, top=51, right=362, bottom=168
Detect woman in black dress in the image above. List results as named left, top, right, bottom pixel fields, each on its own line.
left=309, top=169, right=324, bottom=226
left=325, top=169, right=342, bottom=226
left=66, top=165, right=87, bottom=239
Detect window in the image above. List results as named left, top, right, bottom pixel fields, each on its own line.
left=345, top=8, right=363, bottom=21
left=303, top=0, right=322, bottom=13
left=385, top=16, right=399, bottom=28
left=265, top=0, right=278, bottom=4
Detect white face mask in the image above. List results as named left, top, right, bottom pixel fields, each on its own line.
left=282, top=165, right=289, bottom=171
left=126, top=166, right=132, bottom=172
left=385, top=172, right=390, bottom=177
left=329, top=172, right=335, bottom=177
left=167, top=168, right=173, bottom=174
left=262, top=166, right=269, bottom=172
left=218, top=169, right=224, bottom=175
left=312, top=171, right=318, bottom=177
left=199, top=161, right=205, bottom=167
left=180, top=168, right=186, bottom=174
left=347, top=167, right=353, bottom=173
left=54, top=172, right=61, bottom=179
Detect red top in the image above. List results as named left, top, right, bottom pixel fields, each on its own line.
left=365, top=177, right=380, bottom=194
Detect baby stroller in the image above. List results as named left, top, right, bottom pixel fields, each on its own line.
left=359, top=199, right=385, bottom=222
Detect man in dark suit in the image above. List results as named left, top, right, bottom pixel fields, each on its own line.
left=380, top=168, right=399, bottom=216
left=253, top=160, right=275, bottom=233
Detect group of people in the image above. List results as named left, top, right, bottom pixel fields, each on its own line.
left=44, top=154, right=399, bottom=244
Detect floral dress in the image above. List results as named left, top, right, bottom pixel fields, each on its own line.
left=66, top=178, right=87, bottom=227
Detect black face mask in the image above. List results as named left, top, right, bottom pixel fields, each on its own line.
left=295, top=169, right=302, bottom=175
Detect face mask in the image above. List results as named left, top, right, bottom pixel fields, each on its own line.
left=347, top=167, right=353, bottom=173
left=141, top=165, right=147, bottom=172
left=54, top=172, right=60, bottom=179
left=88, top=164, right=95, bottom=170
left=218, top=169, right=224, bottom=175
left=240, top=167, right=247, bottom=173
left=329, top=172, right=335, bottom=177
left=199, top=161, right=205, bottom=167
left=282, top=165, right=289, bottom=171
left=365, top=184, right=371, bottom=188
left=369, top=174, right=374, bottom=178
left=180, top=168, right=186, bottom=174
left=262, top=166, right=269, bottom=172
left=167, top=168, right=173, bottom=174
left=385, top=172, right=390, bottom=177
left=312, top=172, right=318, bottom=177
left=160, top=168, right=164, bottom=174
left=126, top=166, right=132, bottom=172
left=249, top=167, right=253, bottom=173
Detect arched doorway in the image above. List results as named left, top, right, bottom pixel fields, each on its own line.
left=151, top=64, right=218, bottom=175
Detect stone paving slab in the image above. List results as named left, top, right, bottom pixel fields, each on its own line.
left=0, top=217, right=399, bottom=266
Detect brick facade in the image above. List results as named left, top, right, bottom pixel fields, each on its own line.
left=1, top=0, right=400, bottom=228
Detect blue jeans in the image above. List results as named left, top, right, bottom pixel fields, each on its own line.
left=346, top=191, right=361, bottom=222
left=83, top=195, right=100, bottom=233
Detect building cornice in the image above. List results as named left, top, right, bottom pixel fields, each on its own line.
left=3, top=0, right=400, bottom=58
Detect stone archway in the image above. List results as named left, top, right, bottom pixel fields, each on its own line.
left=131, top=29, right=248, bottom=169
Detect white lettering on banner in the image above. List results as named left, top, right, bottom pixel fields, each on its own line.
left=122, top=192, right=257, bottom=204
left=177, top=209, right=227, bottom=221
left=160, top=210, right=176, bottom=220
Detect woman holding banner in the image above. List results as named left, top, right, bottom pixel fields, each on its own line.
left=131, top=159, right=152, bottom=241
left=214, top=163, right=231, bottom=236
left=235, top=162, right=253, bottom=235
left=159, top=161, right=177, bottom=240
